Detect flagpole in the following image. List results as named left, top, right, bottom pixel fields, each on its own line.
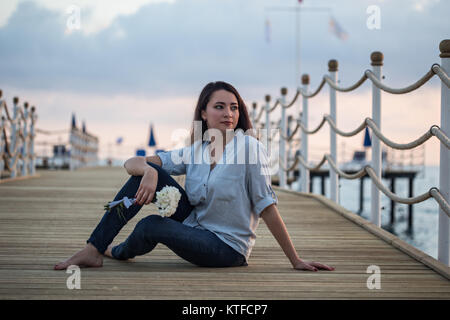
left=264, top=3, right=332, bottom=87
left=295, top=2, right=300, bottom=87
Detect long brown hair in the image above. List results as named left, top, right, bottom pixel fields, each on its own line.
left=189, top=81, right=254, bottom=145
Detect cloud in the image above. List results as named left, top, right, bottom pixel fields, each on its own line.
left=0, top=0, right=448, bottom=99
left=0, top=0, right=448, bottom=166
left=0, top=0, right=175, bottom=33
left=412, top=0, right=440, bottom=12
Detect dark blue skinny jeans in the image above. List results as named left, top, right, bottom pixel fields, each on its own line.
left=87, top=162, right=247, bottom=268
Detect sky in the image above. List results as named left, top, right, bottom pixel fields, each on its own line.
left=0, top=0, right=448, bottom=165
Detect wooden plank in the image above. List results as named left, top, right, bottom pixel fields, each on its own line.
left=0, top=167, right=449, bottom=300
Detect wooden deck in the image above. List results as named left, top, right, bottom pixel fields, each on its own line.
left=0, top=167, right=449, bottom=300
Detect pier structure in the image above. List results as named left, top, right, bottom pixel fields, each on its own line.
left=251, top=40, right=450, bottom=266
left=1, top=41, right=449, bottom=300
left=0, top=166, right=448, bottom=299
left=28, top=114, right=98, bottom=171
left=0, top=90, right=37, bottom=180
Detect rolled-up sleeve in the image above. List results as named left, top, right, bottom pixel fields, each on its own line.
left=246, top=141, right=278, bottom=216
left=156, top=146, right=189, bottom=176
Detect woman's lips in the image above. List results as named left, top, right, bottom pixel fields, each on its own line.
left=222, top=121, right=233, bottom=125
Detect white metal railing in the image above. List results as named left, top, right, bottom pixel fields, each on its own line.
left=251, top=39, right=450, bottom=266
left=0, top=91, right=37, bottom=179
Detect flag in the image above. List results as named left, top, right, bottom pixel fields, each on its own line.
left=363, top=127, right=371, bottom=147
left=329, top=16, right=349, bottom=41
left=148, top=123, right=156, bottom=147
left=71, top=113, right=77, bottom=129
left=116, top=137, right=123, bottom=145
left=82, top=121, right=86, bottom=133
left=265, top=18, right=271, bottom=43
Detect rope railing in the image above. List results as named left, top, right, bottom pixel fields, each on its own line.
left=281, top=89, right=301, bottom=109
left=251, top=39, right=450, bottom=266
left=268, top=99, right=280, bottom=113
left=278, top=155, right=300, bottom=172
left=365, top=68, right=434, bottom=94
left=257, top=63, right=450, bottom=116
left=324, top=73, right=369, bottom=92
left=302, top=78, right=326, bottom=98
left=253, top=107, right=265, bottom=123
left=35, top=128, right=71, bottom=135
left=280, top=122, right=301, bottom=141
left=324, top=115, right=366, bottom=137
left=366, top=119, right=450, bottom=150
left=252, top=64, right=449, bottom=118
left=294, top=112, right=450, bottom=150
left=297, top=117, right=327, bottom=134
left=293, top=152, right=450, bottom=218
left=433, top=64, right=450, bottom=87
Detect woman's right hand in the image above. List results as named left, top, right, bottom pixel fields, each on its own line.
left=134, top=166, right=158, bottom=205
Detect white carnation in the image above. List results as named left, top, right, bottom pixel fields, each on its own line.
left=154, top=186, right=182, bottom=217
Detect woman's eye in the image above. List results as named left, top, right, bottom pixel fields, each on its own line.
left=215, top=105, right=238, bottom=110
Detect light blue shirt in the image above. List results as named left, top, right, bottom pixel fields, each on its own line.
left=156, top=130, right=278, bottom=262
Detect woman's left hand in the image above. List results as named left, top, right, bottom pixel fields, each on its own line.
left=293, top=259, right=335, bottom=272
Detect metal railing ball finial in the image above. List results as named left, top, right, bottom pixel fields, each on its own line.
left=13, top=97, right=19, bottom=104
left=439, top=39, right=450, bottom=58
left=265, top=95, right=271, bottom=102
left=281, top=87, right=288, bottom=96
left=301, top=74, right=310, bottom=85
left=328, top=59, right=338, bottom=72
left=371, top=51, right=384, bottom=66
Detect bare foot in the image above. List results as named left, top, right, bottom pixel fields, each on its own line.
left=54, top=243, right=103, bottom=270
left=104, top=244, right=114, bottom=258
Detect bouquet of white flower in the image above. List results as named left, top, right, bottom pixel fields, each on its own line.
left=104, top=186, right=182, bottom=220
left=153, top=186, right=182, bottom=217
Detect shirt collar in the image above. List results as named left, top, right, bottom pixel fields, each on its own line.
left=204, top=129, right=244, bottom=146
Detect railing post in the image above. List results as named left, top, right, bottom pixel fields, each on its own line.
left=0, top=115, right=4, bottom=176
left=21, top=102, right=29, bottom=176
left=251, top=102, right=257, bottom=127
left=300, top=74, right=310, bottom=193
left=265, top=94, right=271, bottom=161
left=29, top=106, right=36, bottom=175
left=69, top=128, right=75, bottom=171
left=279, top=87, right=288, bottom=188
left=328, top=60, right=339, bottom=203
left=438, top=40, right=450, bottom=265
left=10, top=97, right=19, bottom=178
left=370, top=52, right=384, bottom=227
left=287, top=115, right=294, bottom=184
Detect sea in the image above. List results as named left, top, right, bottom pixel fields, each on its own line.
left=293, top=166, right=441, bottom=260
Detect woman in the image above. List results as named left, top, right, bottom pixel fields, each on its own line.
left=54, top=81, right=334, bottom=272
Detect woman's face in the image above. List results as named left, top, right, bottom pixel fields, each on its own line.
left=201, top=89, right=240, bottom=136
